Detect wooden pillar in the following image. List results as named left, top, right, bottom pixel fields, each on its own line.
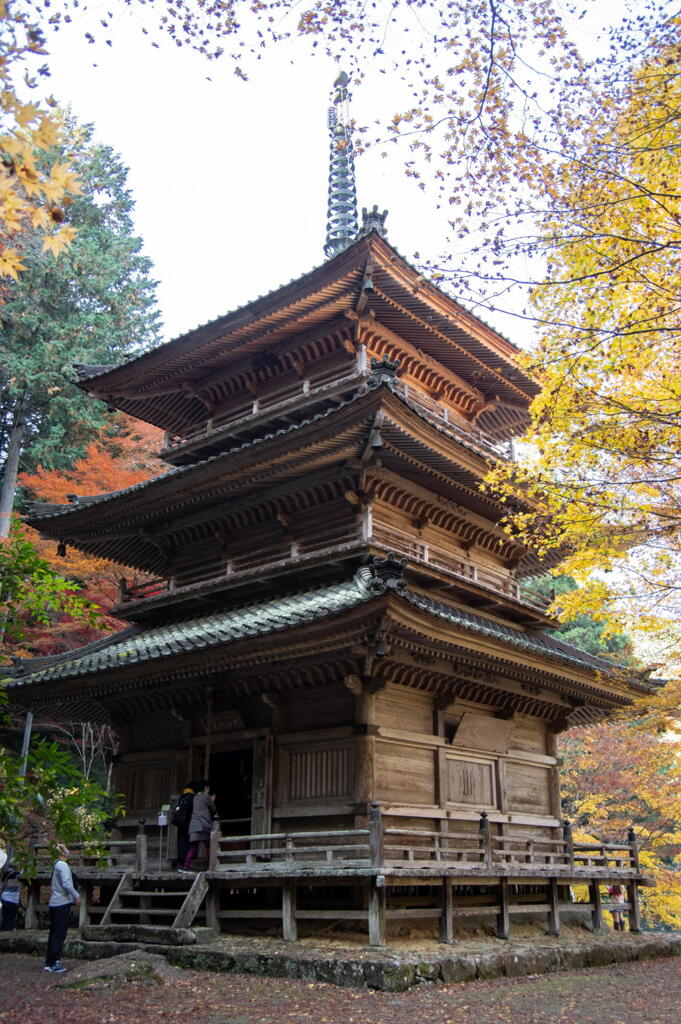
left=136, top=819, right=148, bottom=873
left=347, top=676, right=376, bottom=823
left=497, top=877, right=510, bottom=939
left=78, top=881, right=91, bottom=929
left=439, top=879, right=454, bottom=944
left=282, top=881, right=297, bottom=942
left=370, top=802, right=384, bottom=868
left=628, top=880, right=641, bottom=933
left=205, top=884, right=220, bottom=933
left=589, top=881, right=603, bottom=932
left=25, top=881, right=40, bottom=929
left=562, top=819, right=574, bottom=868
left=368, top=878, right=387, bottom=947
left=547, top=878, right=560, bottom=937
left=479, top=810, right=492, bottom=868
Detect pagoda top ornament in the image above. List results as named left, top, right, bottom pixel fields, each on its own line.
left=324, top=71, right=359, bottom=258
left=323, top=72, right=390, bottom=259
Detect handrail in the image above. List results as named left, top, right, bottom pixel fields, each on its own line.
left=371, top=522, right=551, bottom=613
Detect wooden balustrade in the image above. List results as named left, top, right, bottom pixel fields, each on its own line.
left=371, top=523, right=552, bottom=612
left=118, top=527, right=363, bottom=605
left=208, top=812, right=639, bottom=878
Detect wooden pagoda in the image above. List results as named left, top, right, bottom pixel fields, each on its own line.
left=8, top=77, right=651, bottom=945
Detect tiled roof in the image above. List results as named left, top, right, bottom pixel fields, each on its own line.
left=405, top=591, right=623, bottom=675
left=8, top=574, right=375, bottom=686
left=73, top=233, right=526, bottom=386
left=24, top=384, right=501, bottom=526
left=8, top=569, right=629, bottom=691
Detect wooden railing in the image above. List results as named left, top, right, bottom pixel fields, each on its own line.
left=31, top=812, right=640, bottom=882
left=393, top=379, right=514, bottom=462
left=162, top=371, right=363, bottom=453
left=371, top=523, right=551, bottom=612
left=208, top=807, right=641, bottom=877
left=118, top=527, right=363, bottom=605
left=32, top=831, right=146, bottom=873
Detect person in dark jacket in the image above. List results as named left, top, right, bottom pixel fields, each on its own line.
left=180, top=779, right=217, bottom=871
left=173, top=781, right=197, bottom=868
left=0, top=863, right=22, bottom=931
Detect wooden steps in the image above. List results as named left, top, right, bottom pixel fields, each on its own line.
left=96, top=872, right=209, bottom=933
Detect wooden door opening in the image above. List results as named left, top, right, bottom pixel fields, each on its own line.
left=209, top=747, right=253, bottom=835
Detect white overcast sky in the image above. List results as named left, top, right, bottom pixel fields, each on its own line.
left=40, top=10, right=456, bottom=344
left=37, top=3, right=618, bottom=349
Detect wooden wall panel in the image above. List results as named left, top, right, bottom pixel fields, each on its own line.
left=127, top=755, right=175, bottom=812
left=287, top=745, right=355, bottom=801
left=505, top=761, right=552, bottom=815
left=510, top=715, right=548, bottom=755
left=375, top=685, right=434, bottom=735
left=375, top=741, right=436, bottom=805
left=446, top=755, right=496, bottom=808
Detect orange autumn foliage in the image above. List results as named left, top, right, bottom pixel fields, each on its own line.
left=18, top=415, right=166, bottom=655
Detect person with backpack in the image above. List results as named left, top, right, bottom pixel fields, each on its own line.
left=0, top=862, right=22, bottom=931
left=179, top=779, right=217, bottom=872
left=44, top=844, right=80, bottom=973
left=172, top=781, right=197, bottom=868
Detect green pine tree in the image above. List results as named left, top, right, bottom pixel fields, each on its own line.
left=0, top=114, right=161, bottom=536
left=525, top=575, right=632, bottom=662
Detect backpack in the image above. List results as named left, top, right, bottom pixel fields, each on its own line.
left=171, top=792, right=193, bottom=829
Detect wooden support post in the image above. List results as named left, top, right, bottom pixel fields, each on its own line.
left=562, top=819, right=574, bottom=868
left=547, top=878, right=560, bottom=937
left=78, top=881, right=91, bottom=929
left=628, top=880, right=641, bottom=933
left=497, top=877, right=510, bottom=940
left=24, top=881, right=39, bottom=929
left=135, top=819, right=148, bottom=874
left=628, top=826, right=640, bottom=872
left=368, top=877, right=387, bottom=947
left=479, top=810, right=492, bottom=868
left=205, top=885, right=219, bottom=934
left=589, top=881, right=603, bottom=932
left=209, top=823, right=221, bottom=871
left=439, top=879, right=454, bottom=944
left=370, top=802, right=384, bottom=869
left=282, top=881, right=297, bottom=942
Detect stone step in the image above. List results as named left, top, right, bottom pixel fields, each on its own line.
left=81, top=923, right=198, bottom=945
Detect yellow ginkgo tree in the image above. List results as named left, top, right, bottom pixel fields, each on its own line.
left=488, top=39, right=681, bottom=644
left=0, top=3, right=79, bottom=278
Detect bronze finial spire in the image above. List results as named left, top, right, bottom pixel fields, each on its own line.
left=324, top=71, right=359, bottom=258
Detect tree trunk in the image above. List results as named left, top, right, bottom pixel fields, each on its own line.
left=0, top=390, right=28, bottom=538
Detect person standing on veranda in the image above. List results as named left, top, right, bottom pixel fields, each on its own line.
left=44, top=844, right=80, bottom=973
left=180, top=780, right=216, bottom=872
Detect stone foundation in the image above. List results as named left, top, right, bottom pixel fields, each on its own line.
left=2, top=930, right=679, bottom=992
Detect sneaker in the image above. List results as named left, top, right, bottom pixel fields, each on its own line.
left=44, top=962, right=67, bottom=974
left=177, top=867, right=187, bottom=873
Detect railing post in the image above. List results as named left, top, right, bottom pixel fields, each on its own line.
left=209, top=821, right=221, bottom=871
left=627, top=825, right=640, bottom=872
left=135, top=818, right=147, bottom=873
left=479, top=810, right=492, bottom=868
left=370, top=801, right=384, bottom=869
left=562, top=819, right=574, bottom=868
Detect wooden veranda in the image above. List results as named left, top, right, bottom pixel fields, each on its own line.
left=26, top=806, right=648, bottom=947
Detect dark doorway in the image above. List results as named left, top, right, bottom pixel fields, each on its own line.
left=209, top=747, right=253, bottom=835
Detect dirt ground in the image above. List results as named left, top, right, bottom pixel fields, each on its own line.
left=1, top=952, right=680, bottom=1024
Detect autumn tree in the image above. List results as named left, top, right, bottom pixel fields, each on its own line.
left=0, top=3, right=81, bottom=278
left=486, top=36, right=681, bottom=643
left=0, top=115, right=161, bottom=538
left=561, top=719, right=681, bottom=928
left=14, top=414, right=165, bottom=655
